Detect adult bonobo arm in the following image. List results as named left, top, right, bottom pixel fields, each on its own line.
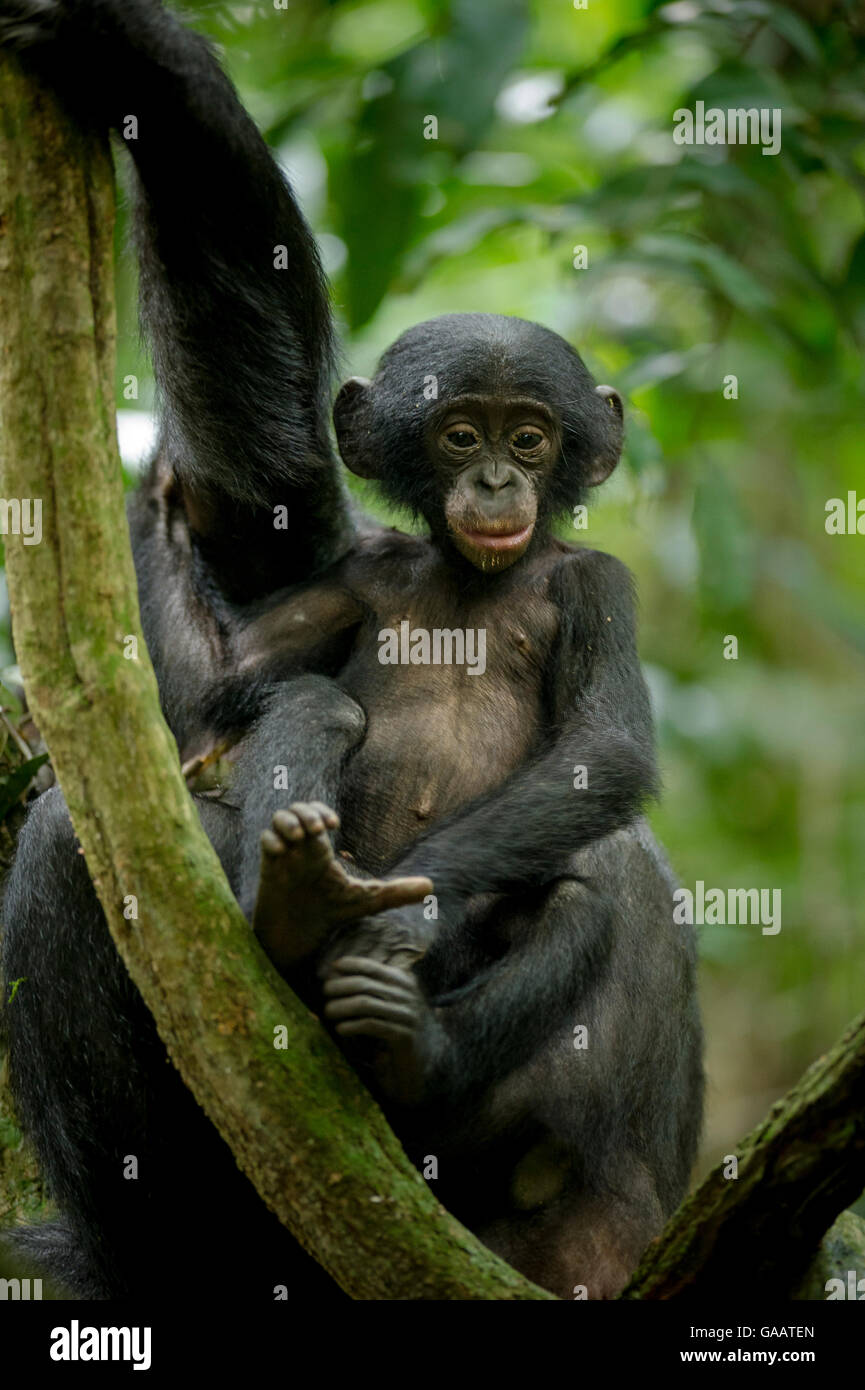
left=390, top=549, right=658, bottom=926
left=323, top=871, right=616, bottom=1108
left=0, top=0, right=353, bottom=595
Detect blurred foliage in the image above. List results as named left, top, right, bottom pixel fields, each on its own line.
left=1, top=0, right=863, bottom=1181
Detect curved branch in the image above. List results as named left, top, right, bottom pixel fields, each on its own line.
left=623, top=1012, right=865, bottom=1299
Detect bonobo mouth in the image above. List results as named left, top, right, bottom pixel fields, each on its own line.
left=449, top=519, right=536, bottom=572
left=458, top=523, right=534, bottom=552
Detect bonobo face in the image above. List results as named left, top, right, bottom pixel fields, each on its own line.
left=332, top=314, right=624, bottom=575
left=431, top=394, right=558, bottom=572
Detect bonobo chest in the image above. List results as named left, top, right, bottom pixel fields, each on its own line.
left=235, top=533, right=565, bottom=868
left=335, top=538, right=562, bottom=869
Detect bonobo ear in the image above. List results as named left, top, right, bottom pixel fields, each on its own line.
left=586, top=384, right=624, bottom=487
left=333, top=376, right=376, bottom=478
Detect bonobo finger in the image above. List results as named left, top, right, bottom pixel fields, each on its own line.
left=366, top=875, right=433, bottom=910
left=271, top=809, right=303, bottom=841
left=323, top=972, right=416, bottom=1003
left=285, top=801, right=332, bottom=835
left=260, top=829, right=286, bottom=856
left=327, top=957, right=416, bottom=986
left=334, top=1018, right=414, bottom=1041
left=324, top=995, right=417, bottom=1027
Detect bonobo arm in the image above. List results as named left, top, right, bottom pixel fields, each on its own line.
left=324, top=873, right=615, bottom=1109
left=390, top=549, right=658, bottom=924
left=0, top=0, right=353, bottom=593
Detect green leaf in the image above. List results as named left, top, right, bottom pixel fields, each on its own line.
left=636, top=234, right=774, bottom=315
left=762, top=3, right=823, bottom=67
left=336, top=0, right=529, bottom=326
left=692, top=465, right=754, bottom=611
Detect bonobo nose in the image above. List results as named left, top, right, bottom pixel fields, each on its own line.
left=479, top=472, right=512, bottom=492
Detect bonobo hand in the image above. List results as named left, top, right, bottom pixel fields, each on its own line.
left=318, top=898, right=435, bottom=974
left=323, top=957, right=448, bottom=1105
left=253, top=804, right=432, bottom=973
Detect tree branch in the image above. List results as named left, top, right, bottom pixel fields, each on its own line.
left=623, top=1011, right=865, bottom=1299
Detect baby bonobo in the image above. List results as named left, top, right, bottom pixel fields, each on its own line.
left=214, top=316, right=701, bottom=1297
left=0, top=0, right=701, bottom=1303
left=237, top=315, right=644, bottom=1114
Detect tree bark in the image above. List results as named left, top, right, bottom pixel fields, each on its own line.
left=0, top=51, right=551, bottom=1302
left=622, top=1012, right=865, bottom=1299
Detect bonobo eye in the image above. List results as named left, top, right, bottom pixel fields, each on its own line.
left=510, top=428, right=546, bottom=453
left=444, top=425, right=480, bottom=450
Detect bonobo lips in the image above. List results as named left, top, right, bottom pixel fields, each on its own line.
left=458, top=523, right=534, bottom=551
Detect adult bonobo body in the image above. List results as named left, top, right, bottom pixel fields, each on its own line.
left=0, top=0, right=702, bottom=1300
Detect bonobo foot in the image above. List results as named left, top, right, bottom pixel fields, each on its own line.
left=323, top=957, right=448, bottom=1105
left=252, top=802, right=432, bottom=971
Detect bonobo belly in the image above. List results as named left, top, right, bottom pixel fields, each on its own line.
left=337, top=664, right=541, bottom=871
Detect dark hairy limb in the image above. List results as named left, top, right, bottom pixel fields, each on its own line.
left=233, top=675, right=367, bottom=918
left=1, top=0, right=353, bottom=593
left=323, top=957, right=444, bottom=1105
left=1, top=786, right=333, bottom=1298
left=253, top=803, right=431, bottom=971
left=231, top=677, right=432, bottom=973
left=323, top=876, right=614, bottom=1108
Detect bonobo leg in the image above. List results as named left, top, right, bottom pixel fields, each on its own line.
left=322, top=828, right=702, bottom=1298
left=232, top=676, right=431, bottom=973
left=1, top=785, right=336, bottom=1299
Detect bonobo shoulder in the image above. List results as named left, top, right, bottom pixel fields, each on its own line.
left=548, top=546, right=638, bottom=618
left=341, top=526, right=433, bottom=583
